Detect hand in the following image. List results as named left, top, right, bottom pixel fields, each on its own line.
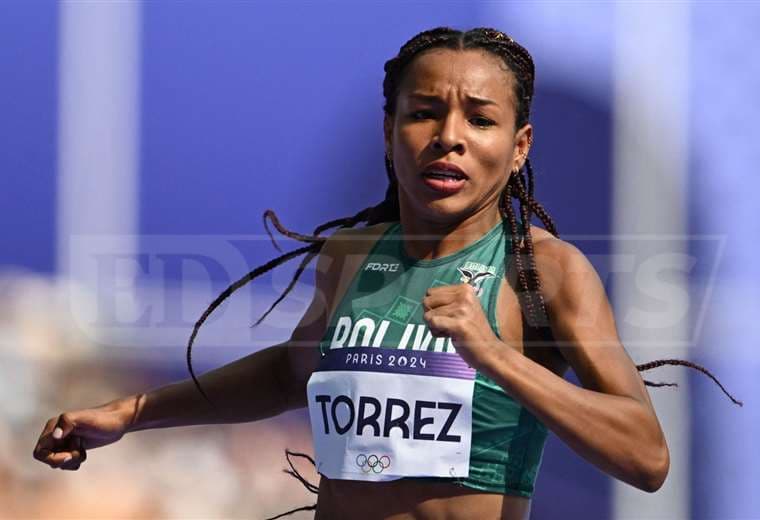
left=32, top=397, right=139, bottom=471
left=422, top=283, right=501, bottom=368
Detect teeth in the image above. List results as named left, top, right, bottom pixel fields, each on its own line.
left=425, top=170, right=464, bottom=179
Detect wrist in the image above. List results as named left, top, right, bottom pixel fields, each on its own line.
left=474, top=339, right=516, bottom=386
left=114, top=393, right=147, bottom=434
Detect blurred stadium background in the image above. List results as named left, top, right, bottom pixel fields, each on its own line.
left=1, top=1, right=758, bottom=518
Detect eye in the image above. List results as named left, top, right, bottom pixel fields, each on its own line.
left=470, top=116, right=495, bottom=128
left=410, top=110, right=434, bottom=120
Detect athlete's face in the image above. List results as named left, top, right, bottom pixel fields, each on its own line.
left=385, top=49, right=532, bottom=224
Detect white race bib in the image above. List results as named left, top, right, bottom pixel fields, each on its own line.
left=307, top=347, right=475, bottom=481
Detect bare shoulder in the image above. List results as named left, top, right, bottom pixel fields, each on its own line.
left=329, top=221, right=394, bottom=236
left=526, top=226, right=650, bottom=407
left=530, top=225, right=587, bottom=265
left=320, top=221, right=395, bottom=258
left=325, top=221, right=395, bottom=240
left=528, top=225, right=598, bottom=303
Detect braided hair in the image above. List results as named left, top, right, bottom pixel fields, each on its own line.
left=184, top=26, right=742, bottom=519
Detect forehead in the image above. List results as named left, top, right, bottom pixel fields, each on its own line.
left=398, top=48, right=514, bottom=107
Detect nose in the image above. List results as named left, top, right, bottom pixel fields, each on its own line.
left=432, top=112, right=466, bottom=154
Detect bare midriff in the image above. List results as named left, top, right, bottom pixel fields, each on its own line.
left=315, top=476, right=532, bottom=520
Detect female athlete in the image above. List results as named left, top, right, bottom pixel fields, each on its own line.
left=33, top=27, right=740, bottom=520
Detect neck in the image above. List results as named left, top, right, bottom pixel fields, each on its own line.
left=398, top=202, right=502, bottom=261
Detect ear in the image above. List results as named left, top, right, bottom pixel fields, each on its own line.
left=512, top=123, right=533, bottom=172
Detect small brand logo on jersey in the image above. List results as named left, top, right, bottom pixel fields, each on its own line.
left=365, top=262, right=399, bottom=272
left=457, top=261, right=497, bottom=297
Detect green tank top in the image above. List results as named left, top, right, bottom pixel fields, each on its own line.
left=318, top=219, right=548, bottom=497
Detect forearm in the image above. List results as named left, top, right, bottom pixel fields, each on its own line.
left=478, top=344, right=668, bottom=491
left=124, top=343, right=294, bottom=433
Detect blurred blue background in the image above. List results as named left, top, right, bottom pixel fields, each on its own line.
left=1, top=1, right=757, bottom=518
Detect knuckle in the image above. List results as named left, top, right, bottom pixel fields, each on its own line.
left=33, top=445, right=49, bottom=462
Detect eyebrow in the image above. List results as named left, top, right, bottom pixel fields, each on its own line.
left=408, top=92, right=500, bottom=107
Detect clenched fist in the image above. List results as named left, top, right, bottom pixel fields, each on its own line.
left=33, top=397, right=139, bottom=471
left=422, top=283, right=502, bottom=369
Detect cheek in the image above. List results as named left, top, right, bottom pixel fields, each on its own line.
left=395, top=128, right=428, bottom=164
left=473, top=136, right=514, bottom=173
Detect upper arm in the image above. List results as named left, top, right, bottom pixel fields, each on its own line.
left=533, top=238, right=652, bottom=406
left=281, top=230, right=346, bottom=408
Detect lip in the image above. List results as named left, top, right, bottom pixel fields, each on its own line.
left=420, top=161, right=469, bottom=179
left=421, top=175, right=467, bottom=195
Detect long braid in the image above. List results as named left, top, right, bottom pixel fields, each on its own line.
left=187, top=25, right=741, bottom=519
left=511, top=167, right=552, bottom=328
left=250, top=245, right=321, bottom=328
left=636, top=359, right=742, bottom=406
left=186, top=242, right=320, bottom=408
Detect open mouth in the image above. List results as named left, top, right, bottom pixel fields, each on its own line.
left=422, top=170, right=468, bottom=181
left=421, top=171, right=468, bottom=194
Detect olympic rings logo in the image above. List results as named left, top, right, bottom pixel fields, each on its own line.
left=356, top=454, right=391, bottom=474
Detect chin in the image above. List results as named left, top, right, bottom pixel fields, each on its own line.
left=399, top=182, right=471, bottom=217
left=414, top=200, right=472, bottom=224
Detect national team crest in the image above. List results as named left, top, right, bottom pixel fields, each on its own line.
left=457, top=261, right=497, bottom=297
